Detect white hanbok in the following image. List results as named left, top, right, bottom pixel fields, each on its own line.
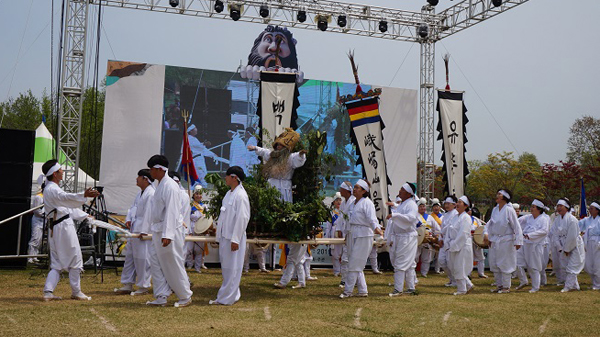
left=439, top=209, right=458, bottom=285
left=548, top=215, right=565, bottom=284
left=189, top=134, right=217, bottom=185
left=470, top=217, right=486, bottom=276
left=486, top=204, right=523, bottom=289
left=253, top=146, right=306, bottom=202
left=387, top=198, right=419, bottom=292
left=339, top=195, right=355, bottom=285
left=149, top=176, right=192, bottom=301
left=446, top=211, right=474, bottom=293
left=28, top=193, right=44, bottom=259
left=185, top=204, right=206, bottom=271
left=121, top=185, right=155, bottom=289
left=343, top=197, right=378, bottom=296
left=215, top=184, right=250, bottom=305
left=42, top=181, right=90, bottom=296
left=553, top=212, right=585, bottom=291
left=518, top=213, right=549, bottom=291
left=583, top=215, right=600, bottom=289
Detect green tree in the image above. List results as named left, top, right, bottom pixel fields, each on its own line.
left=567, top=115, right=600, bottom=166
left=0, top=90, right=43, bottom=130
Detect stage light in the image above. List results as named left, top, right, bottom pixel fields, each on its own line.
left=379, top=20, right=388, bottom=33
left=169, top=0, right=179, bottom=7
left=214, top=0, right=224, bottom=13
left=297, top=10, right=307, bottom=23
left=259, top=5, right=269, bottom=18
left=316, top=14, right=330, bottom=31
left=492, top=0, right=502, bottom=6
left=337, top=15, right=347, bottom=28
left=229, top=4, right=241, bottom=21
left=427, top=0, right=439, bottom=6
left=417, top=23, right=429, bottom=38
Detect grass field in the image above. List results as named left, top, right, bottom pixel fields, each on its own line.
left=1, top=266, right=599, bottom=337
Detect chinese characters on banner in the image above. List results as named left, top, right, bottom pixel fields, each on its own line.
left=436, top=90, right=469, bottom=197
left=345, top=96, right=390, bottom=223
left=258, top=72, right=299, bottom=143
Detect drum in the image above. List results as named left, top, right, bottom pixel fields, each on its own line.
left=473, top=225, right=488, bottom=248
left=193, top=216, right=213, bottom=235
left=417, top=226, right=426, bottom=245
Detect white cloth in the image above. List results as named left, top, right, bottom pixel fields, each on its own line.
left=487, top=204, right=523, bottom=274
left=149, top=227, right=192, bottom=300
left=43, top=181, right=89, bottom=272
left=387, top=198, right=418, bottom=290
left=189, top=134, right=217, bottom=184
left=215, top=184, right=250, bottom=303
left=253, top=146, right=306, bottom=202
left=216, top=237, right=246, bottom=305
left=280, top=244, right=307, bottom=285
left=553, top=213, right=585, bottom=276
left=150, top=176, right=184, bottom=241
left=446, top=211, right=473, bottom=281
left=584, top=215, right=600, bottom=289
left=244, top=243, right=268, bottom=271
left=28, top=193, right=44, bottom=257
left=548, top=215, right=566, bottom=283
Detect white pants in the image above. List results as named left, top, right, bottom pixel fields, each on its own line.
left=244, top=244, right=267, bottom=271
left=493, top=271, right=512, bottom=289
left=550, top=242, right=565, bottom=283
left=438, top=243, right=455, bottom=284
left=121, top=238, right=152, bottom=289
left=472, top=243, right=485, bottom=275
left=344, top=235, right=373, bottom=295
left=280, top=244, right=307, bottom=286
left=369, top=246, right=379, bottom=272
left=216, top=237, right=246, bottom=305
left=417, top=245, right=434, bottom=276
left=28, top=225, right=43, bottom=257
left=44, top=268, right=82, bottom=295
left=489, top=240, right=517, bottom=275
left=304, top=253, right=313, bottom=277
left=184, top=241, right=205, bottom=271
left=331, top=244, right=342, bottom=275
left=340, top=245, right=349, bottom=284
left=585, top=237, right=600, bottom=289
left=541, top=243, right=549, bottom=285
left=390, top=234, right=418, bottom=291
left=456, top=277, right=474, bottom=293
left=150, top=230, right=192, bottom=300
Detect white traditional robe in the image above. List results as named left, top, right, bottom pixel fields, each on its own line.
left=343, top=197, right=378, bottom=295
left=121, top=185, right=155, bottom=289
left=548, top=214, right=565, bottom=283
left=387, top=198, right=418, bottom=291
left=189, top=134, right=217, bottom=184
left=215, top=184, right=250, bottom=305
left=42, top=181, right=90, bottom=295
left=185, top=204, right=206, bottom=271
left=229, top=133, right=247, bottom=169
left=339, top=195, right=355, bottom=284
left=253, top=146, right=306, bottom=202
left=486, top=203, right=523, bottom=289
left=28, top=193, right=44, bottom=258
left=149, top=176, right=192, bottom=300
left=553, top=212, right=585, bottom=290
left=439, top=209, right=458, bottom=284
left=470, top=217, right=486, bottom=275
left=583, top=215, right=600, bottom=289
left=518, top=213, right=549, bottom=290
left=446, top=211, right=474, bottom=293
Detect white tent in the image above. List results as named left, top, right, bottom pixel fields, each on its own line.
left=32, top=123, right=96, bottom=192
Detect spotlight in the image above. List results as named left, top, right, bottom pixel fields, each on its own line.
left=297, top=10, right=306, bottom=23
left=229, top=4, right=242, bottom=21
left=337, top=15, right=347, bottom=28
left=417, top=23, right=429, bottom=38
left=259, top=5, right=269, bottom=18
left=169, top=0, right=179, bottom=7
left=492, top=0, right=502, bottom=6
left=379, top=20, right=387, bottom=33
left=214, top=0, right=224, bottom=13
left=427, top=0, right=439, bottom=6
left=316, top=15, right=329, bottom=32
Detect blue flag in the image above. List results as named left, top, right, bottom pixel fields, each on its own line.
left=580, top=177, right=587, bottom=218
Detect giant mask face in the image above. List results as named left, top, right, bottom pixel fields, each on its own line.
left=248, top=25, right=298, bottom=70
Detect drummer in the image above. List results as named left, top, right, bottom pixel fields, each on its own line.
left=185, top=185, right=209, bottom=273
left=470, top=207, right=488, bottom=278
left=416, top=198, right=436, bottom=278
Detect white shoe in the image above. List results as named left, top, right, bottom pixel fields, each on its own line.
left=372, top=270, right=382, bottom=275
left=43, top=292, right=62, bottom=301
left=130, top=288, right=149, bottom=296
left=333, top=273, right=340, bottom=277
left=355, top=293, right=368, bottom=297
left=201, top=264, right=208, bottom=270
left=529, top=289, right=538, bottom=293
left=478, top=274, right=488, bottom=279
left=306, top=276, right=318, bottom=281
left=497, top=289, right=510, bottom=294
left=444, top=282, right=455, bottom=287
left=338, top=281, right=345, bottom=288
left=388, top=289, right=402, bottom=297
left=195, top=269, right=202, bottom=274
left=515, top=283, right=528, bottom=290
left=174, top=298, right=192, bottom=308
left=453, top=292, right=467, bottom=296
left=114, top=285, right=133, bottom=294
left=71, top=292, right=92, bottom=301
left=146, top=296, right=167, bottom=306
left=339, top=293, right=352, bottom=299
left=273, top=283, right=286, bottom=289
left=291, top=283, right=306, bottom=289
left=259, top=269, right=270, bottom=273
left=208, top=299, right=223, bottom=305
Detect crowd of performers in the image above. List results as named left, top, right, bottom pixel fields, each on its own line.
left=33, top=128, right=600, bottom=306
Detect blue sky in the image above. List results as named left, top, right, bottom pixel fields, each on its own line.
left=1, top=0, right=599, bottom=165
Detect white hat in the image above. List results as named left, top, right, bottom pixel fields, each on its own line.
left=431, top=198, right=441, bottom=206
left=512, top=203, right=520, bottom=210
left=193, top=184, right=203, bottom=194
left=333, top=192, right=343, bottom=200
left=417, top=197, right=427, bottom=206
left=187, top=124, right=197, bottom=133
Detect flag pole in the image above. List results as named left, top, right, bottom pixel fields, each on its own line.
left=182, top=109, right=192, bottom=199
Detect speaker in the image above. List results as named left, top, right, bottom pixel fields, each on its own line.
left=0, top=128, right=35, bottom=268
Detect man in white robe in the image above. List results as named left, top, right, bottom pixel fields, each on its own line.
left=338, top=182, right=355, bottom=288
left=583, top=202, right=600, bottom=290
left=114, top=169, right=155, bottom=296
left=188, top=124, right=218, bottom=185
left=387, top=183, right=419, bottom=296
left=446, top=196, right=474, bottom=295
left=486, top=189, right=523, bottom=293
left=427, top=199, right=443, bottom=274
left=553, top=198, right=585, bottom=292
left=27, top=190, right=44, bottom=263
left=516, top=199, right=549, bottom=293
left=415, top=198, right=435, bottom=278
left=146, top=155, right=193, bottom=307
left=244, top=127, right=260, bottom=175
left=229, top=130, right=247, bottom=169
left=40, top=160, right=100, bottom=301
left=439, top=196, right=459, bottom=287
left=210, top=166, right=251, bottom=305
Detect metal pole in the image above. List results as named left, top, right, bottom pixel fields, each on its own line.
left=16, top=216, right=23, bottom=255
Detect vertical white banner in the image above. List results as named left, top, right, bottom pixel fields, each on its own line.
left=259, top=72, right=296, bottom=141
left=437, top=90, right=467, bottom=197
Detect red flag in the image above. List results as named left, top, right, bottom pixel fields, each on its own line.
left=180, top=130, right=200, bottom=183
